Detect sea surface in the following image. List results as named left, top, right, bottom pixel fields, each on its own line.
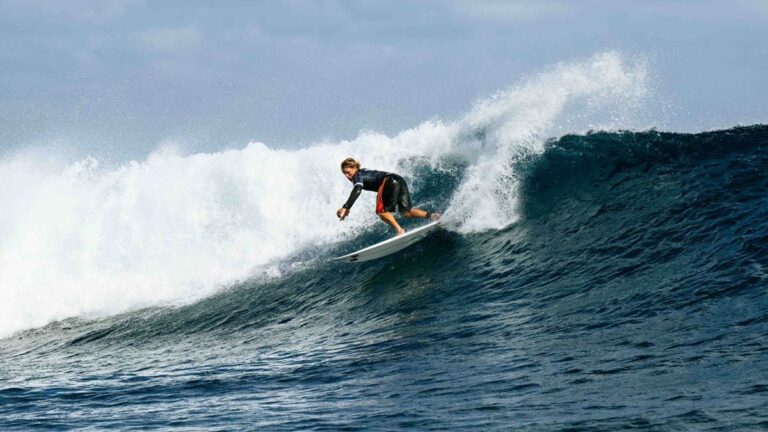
left=1, top=125, right=767, bottom=430
left=2, top=52, right=767, bottom=430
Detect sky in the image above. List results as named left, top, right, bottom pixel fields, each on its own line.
left=1, top=0, right=767, bottom=160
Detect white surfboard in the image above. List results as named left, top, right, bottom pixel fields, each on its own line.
left=333, top=221, right=440, bottom=263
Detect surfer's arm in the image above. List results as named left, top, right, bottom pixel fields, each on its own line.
left=342, top=184, right=363, bottom=210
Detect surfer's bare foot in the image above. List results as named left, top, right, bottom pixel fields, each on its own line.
left=396, top=229, right=406, bottom=236
left=430, top=212, right=441, bottom=221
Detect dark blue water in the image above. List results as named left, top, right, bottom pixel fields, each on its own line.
left=2, top=125, right=767, bottom=430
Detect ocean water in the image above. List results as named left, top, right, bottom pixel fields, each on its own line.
left=1, top=53, right=767, bottom=430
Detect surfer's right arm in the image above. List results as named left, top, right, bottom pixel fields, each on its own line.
left=338, top=184, right=363, bottom=220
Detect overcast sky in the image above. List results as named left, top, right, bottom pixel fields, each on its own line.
left=1, top=0, right=767, bottom=160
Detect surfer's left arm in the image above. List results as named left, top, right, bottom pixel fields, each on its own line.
left=337, top=184, right=363, bottom=220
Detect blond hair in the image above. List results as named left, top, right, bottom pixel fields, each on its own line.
left=340, top=157, right=360, bottom=171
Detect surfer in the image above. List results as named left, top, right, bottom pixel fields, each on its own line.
left=337, top=158, right=440, bottom=235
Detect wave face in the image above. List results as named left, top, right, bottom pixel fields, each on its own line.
left=0, top=52, right=650, bottom=337
left=2, top=55, right=767, bottom=429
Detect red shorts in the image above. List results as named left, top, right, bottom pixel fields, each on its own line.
left=375, top=179, right=387, bottom=214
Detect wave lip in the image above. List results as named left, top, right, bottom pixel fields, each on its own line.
left=446, top=51, right=649, bottom=232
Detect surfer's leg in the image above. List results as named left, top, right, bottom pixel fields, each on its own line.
left=395, top=178, right=439, bottom=220
left=402, top=208, right=441, bottom=220
left=395, top=176, right=412, bottom=212
left=377, top=177, right=405, bottom=235
left=378, top=212, right=405, bottom=235
left=379, top=176, right=400, bottom=214
left=400, top=181, right=439, bottom=219
left=393, top=176, right=421, bottom=218
left=403, top=208, right=426, bottom=218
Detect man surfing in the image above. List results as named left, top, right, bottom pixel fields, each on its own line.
left=336, top=157, right=440, bottom=235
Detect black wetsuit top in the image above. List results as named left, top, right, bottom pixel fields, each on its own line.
left=342, top=168, right=390, bottom=209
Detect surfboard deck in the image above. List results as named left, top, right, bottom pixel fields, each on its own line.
left=333, top=221, right=440, bottom=262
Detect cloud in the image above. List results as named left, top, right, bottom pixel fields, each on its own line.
left=452, top=0, right=568, bottom=22
left=2, top=0, right=141, bottom=24
left=137, top=26, right=204, bottom=52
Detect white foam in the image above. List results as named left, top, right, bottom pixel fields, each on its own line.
left=0, top=51, right=650, bottom=337
left=443, top=52, right=648, bottom=232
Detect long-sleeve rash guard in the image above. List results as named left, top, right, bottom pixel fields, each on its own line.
left=342, top=168, right=390, bottom=209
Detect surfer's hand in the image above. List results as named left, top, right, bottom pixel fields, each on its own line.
left=337, top=208, right=348, bottom=220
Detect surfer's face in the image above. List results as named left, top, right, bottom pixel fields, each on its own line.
left=342, top=166, right=357, bottom=180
